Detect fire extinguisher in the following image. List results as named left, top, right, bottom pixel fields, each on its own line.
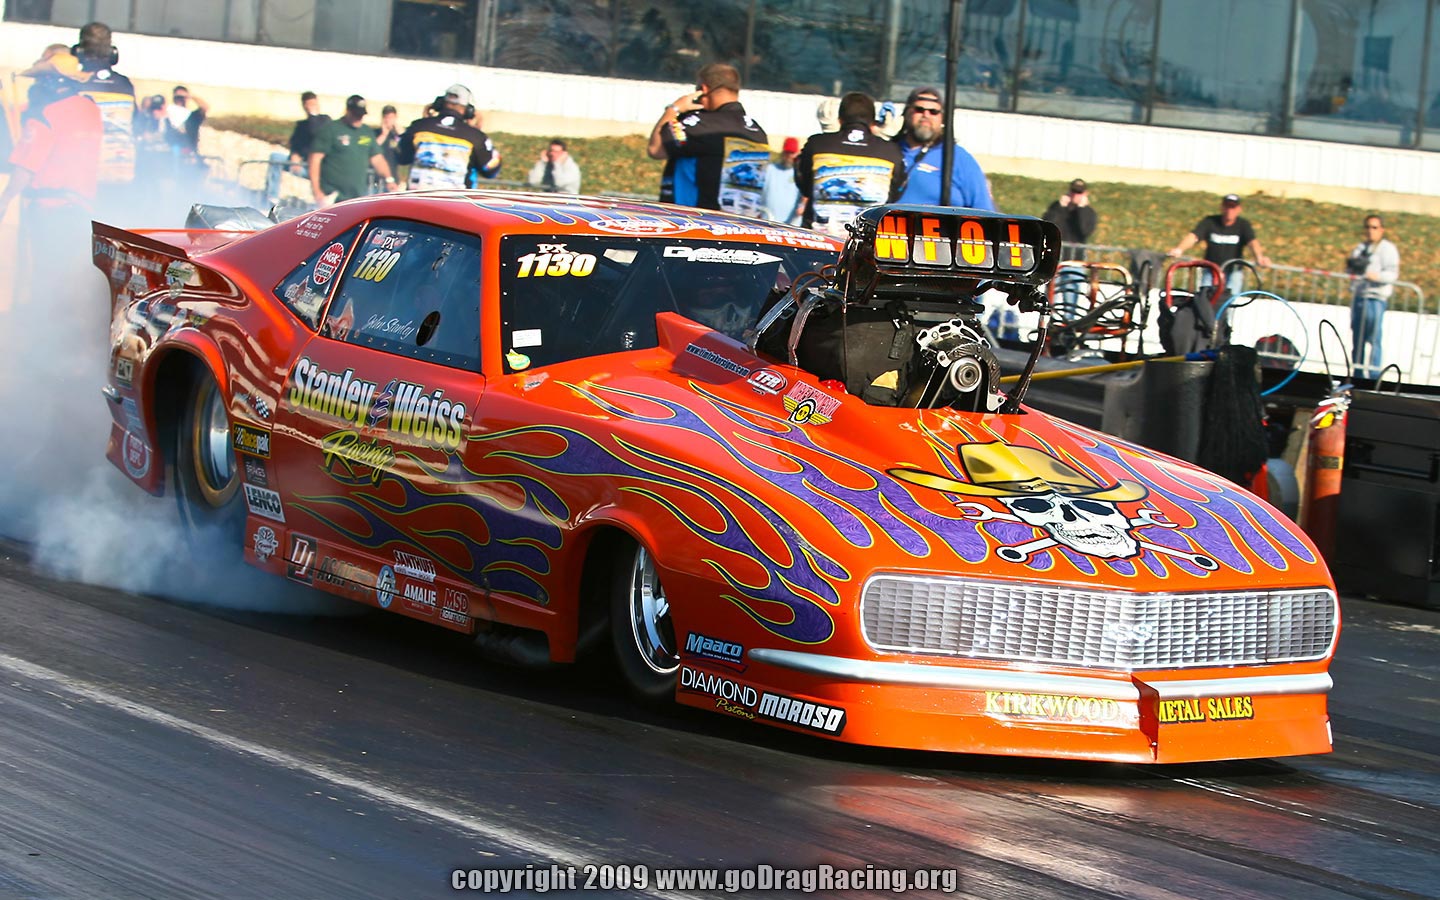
left=1301, top=388, right=1350, bottom=561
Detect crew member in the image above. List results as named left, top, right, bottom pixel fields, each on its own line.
left=72, top=21, right=136, bottom=209
left=0, top=48, right=102, bottom=304
left=398, top=84, right=499, bottom=190
left=309, top=94, right=396, bottom=205
left=794, top=91, right=904, bottom=238
left=647, top=62, right=768, bottom=214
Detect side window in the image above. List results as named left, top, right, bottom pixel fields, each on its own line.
left=272, top=225, right=361, bottom=329
left=322, top=220, right=481, bottom=371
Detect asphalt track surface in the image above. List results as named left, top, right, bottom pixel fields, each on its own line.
left=0, top=541, right=1437, bottom=900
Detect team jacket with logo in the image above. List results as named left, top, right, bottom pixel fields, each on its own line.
left=398, top=114, right=495, bottom=190
left=78, top=68, right=136, bottom=184
left=794, top=122, right=905, bottom=238
left=660, top=101, right=768, bottom=215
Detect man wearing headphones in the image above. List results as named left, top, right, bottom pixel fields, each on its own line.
left=71, top=21, right=136, bottom=211
left=309, top=94, right=396, bottom=206
left=397, top=84, right=500, bottom=190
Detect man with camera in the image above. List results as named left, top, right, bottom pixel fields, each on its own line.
left=647, top=62, right=768, bottom=214
left=1347, top=214, right=1400, bottom=380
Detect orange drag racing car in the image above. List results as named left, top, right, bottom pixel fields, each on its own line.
left=93, top=194, right=1338, bottom=762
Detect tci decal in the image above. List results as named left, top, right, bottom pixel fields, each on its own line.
left=232, top=424, right=272, bottom=459
left=1158, top=696, right=1254, bottom=724
left=287, top=358, right=467, bottom=451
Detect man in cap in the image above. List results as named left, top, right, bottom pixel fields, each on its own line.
left=72, top=22, right=137, bottom=206
left=795, top=91, right=905, bottom=237
left=647, top=62, right=769, bottom=214
left=309, top=94, right=396, bottom=206
left=0, top=47, right=102, bottom=304
left=760, top=136, right=801, bottom=225
left=894, top=87, right=992, bottom=210
left=398, top=83, right=500, bottom=190
left=1043, top=178, right=1099, bottom=317
left=1168, top=194, right=1270, bottom=296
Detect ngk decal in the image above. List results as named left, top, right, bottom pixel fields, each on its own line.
left=313, top=242, right=345, bottom=285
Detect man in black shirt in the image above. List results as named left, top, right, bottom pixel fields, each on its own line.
left=288, top=91, right=331, bottom=169
left=1168, top=193, right=1271, bottom=295
left=794, top=91, right=904, bottom=238
left=73, top=21, right=136, bottom=204
left=1043, top=179, right=1099, bottom=318
left=398, top=83, right=500, bottom=190
left=647, top=62, right=768, bottom=215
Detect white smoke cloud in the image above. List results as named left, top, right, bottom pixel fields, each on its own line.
left=0, top=122, right=349, bottom=616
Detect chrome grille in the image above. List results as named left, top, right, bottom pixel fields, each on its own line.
left=860, top=575, right=1337, bottom=669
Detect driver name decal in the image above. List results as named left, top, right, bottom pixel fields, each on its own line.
left=287, top=358, right=467, bottom=451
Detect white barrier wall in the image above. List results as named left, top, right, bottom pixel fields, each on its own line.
left=2, top=19, right=1437, bottom=206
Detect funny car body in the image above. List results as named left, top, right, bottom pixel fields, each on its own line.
left=92, top=193, right=1339, bottom=763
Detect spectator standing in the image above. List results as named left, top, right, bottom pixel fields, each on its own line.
left=1167, top=194, right=1271, bottom=295
left=760, top=136, right=801, bottom=225
left=309, top=94, right=396, bottom=205
left=526, top=139, right=582, bottom=193
left=894, top=87, right=993, bottom=210
left=795, top=92, right=904, bottom=238
left=72, top=22, right=136, bottom=205
left=398, top=84, right=499, bottom=190
left=288, top=91, right=331, bottom=169
left=0, top=48, right=102, bottom=304
left=376, top=104, right=402, bottom=174
left=1042, top=178, right=1098, bottom=317
left=647, top=62, right=769, bottom=214
left=164, top=85, right=207, bottom=155
left=1347, top=214, right=1401, bottom=380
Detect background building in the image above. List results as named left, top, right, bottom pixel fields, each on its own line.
left=4, top=0, right=1438, bottom=210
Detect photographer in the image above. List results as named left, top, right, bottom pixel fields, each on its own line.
left=1348, top=214, right=1401, bottom=380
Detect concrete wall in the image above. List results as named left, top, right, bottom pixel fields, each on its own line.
left=2, top=19, right=1437, bottom=214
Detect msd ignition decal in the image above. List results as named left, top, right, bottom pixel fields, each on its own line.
left=244, top=484, right=285, bottom=522
left=233, top=423, right=271, bottom=458
left=287, top=358, right=467, bottom=451
left=252, top=525, right=279, bottom=563
left=312, top=242, right=346, bottom=286
left=440, top=588, right=470, bottom=626
left=683, top=632, right=744, bottom=667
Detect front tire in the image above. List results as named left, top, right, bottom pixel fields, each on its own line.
left=173, top=369, right=243, bottom=536
left=609, top=537, right=679, bottom=704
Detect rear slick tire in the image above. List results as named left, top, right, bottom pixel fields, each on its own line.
left=173, top=370, right=244, bottom=539
left=609, top=537, right=679, bottom=705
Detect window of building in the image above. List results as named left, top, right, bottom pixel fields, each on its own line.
left=1151, top=1, right=1292, bottom=135
left=390, top=0, right=479, bottom=60
left=272, top=225, right=363, bottom=330
left=323, top=221, right=482, bottom=371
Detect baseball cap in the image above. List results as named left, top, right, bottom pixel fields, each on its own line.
left=21, top=46, right=90, bottom=81
left=346, top=94, right=366, bottom=112
left=445, top=83, right=474, bottom=107
left=905, top=86, right=942, bottom=107
left=782, top=136, right=800, bottom=153
left=1222, top=193, right=1242, bottom=205
left=1069, top=179, right=1087, bottom=194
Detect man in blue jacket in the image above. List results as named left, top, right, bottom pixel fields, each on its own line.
left=895, top=86, right=993, bottom=210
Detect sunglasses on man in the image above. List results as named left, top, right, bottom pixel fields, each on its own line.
left=910, top=105, right=944, bottom=116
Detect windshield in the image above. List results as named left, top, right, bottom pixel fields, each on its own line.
left=499, top=235, right=835, bottom=372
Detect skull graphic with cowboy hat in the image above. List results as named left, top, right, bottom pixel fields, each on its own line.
left=891, top=443, right=1150, bottom=559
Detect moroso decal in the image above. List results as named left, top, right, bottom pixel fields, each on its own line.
left=287, top=359, right=466, bottom=451
left=985, top=692, right=1121, bottom=723
left=1158, top=696, right=1254, bottom=724
left=755, top=691, right=845, bottom=735
left=233, top=423, right=272, bottom=458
